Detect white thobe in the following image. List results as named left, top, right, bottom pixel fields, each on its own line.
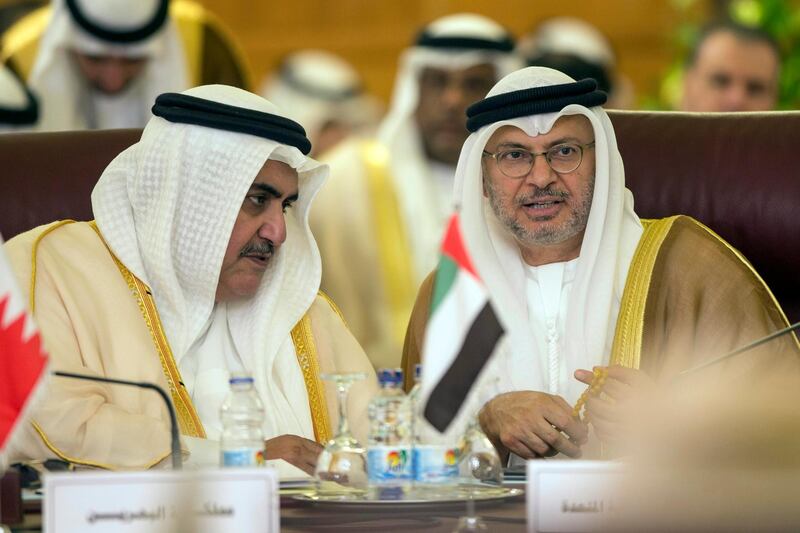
left=523, top=258, right=579, bottom=402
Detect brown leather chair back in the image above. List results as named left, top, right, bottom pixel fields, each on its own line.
left=0, top=113, right=797, bottom=322
left=608, top=111, right=800, bottom=324
left=0, top=128, right=140, bottom=240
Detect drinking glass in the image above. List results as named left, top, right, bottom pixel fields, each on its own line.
left=453, top=417, right=504, bottom=532
left=314, top=372, right=368, bottom=498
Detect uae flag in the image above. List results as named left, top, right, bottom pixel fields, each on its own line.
left=0, top=237, right=48, bottom=455
left=422, top=213, right=504, bottom=432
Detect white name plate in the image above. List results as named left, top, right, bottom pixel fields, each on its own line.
left=44, top=468, right=279, bottom=533
left=527, top=461, right=623, bottom=533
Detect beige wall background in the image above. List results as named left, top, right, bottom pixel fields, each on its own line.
left=195, top=0, right=709, bottom=106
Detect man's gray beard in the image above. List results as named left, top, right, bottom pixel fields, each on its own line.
left=486, top=176, right=595, bottom=246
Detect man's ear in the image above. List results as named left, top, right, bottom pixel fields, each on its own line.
left=481, top=162, right=489, bottom=198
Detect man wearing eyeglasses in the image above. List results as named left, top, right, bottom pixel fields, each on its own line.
left=480, top=119, right=596, bottom=266
left=402, top=67, right=799, bottom=462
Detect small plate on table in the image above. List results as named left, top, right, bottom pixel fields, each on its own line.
left=292, top=484, right=523, bottom=511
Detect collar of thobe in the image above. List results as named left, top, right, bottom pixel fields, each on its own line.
left=525, top=258, right=578, bottom=394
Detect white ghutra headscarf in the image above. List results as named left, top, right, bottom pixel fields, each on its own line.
left=378, top=13, right=522, bottom=281
left=454, top=67, right=643, bottom=406
left=260, top=50, right=379, bottom=151
left=30, top=0, right=188, bottom=131
left=92, top=85, right=328, bottom=441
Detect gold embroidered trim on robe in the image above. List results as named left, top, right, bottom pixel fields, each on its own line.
left=28, top=220, right=172, bottom=469
left=361, top=140, right=417, bottom=348
left=30, top=220, right=76, bottom=314
left=318, top=290, right=347, bottom=326
left=610, top=217, right=678, bottom=369
left=172, top=0, right=253, bottom=89
left=291, top=313, right=332, bottom=444
left=86, top=222, right=207, bottom=439
left=0, top=6, right=48, bottom=75
left=171, top=0, right=203, bottom=88
left=30, top=422, right=171, bottom=471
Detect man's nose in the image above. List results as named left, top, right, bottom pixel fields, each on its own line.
left=722, top=84, right=749, bottom=111
left=257, top=206, right=287, bottom=245
left=100, top=61, right=129, bottom=93
left=441, top=83, right=468, bottom=110
left=524, top=153, right=558, bottom=189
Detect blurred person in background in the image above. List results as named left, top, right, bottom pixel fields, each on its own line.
left=311, top=13, right=520, bottom=370
left=1, top=0, right=250, bottom=130
left=260, top=49, right=383, bottom=158
left=517, top=16, right=635, bottom=109
left=680, top=19, right=780, bottom=112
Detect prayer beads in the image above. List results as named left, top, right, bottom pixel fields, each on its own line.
left=572, top=367, right=608, bottom=421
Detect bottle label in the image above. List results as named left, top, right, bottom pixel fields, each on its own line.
left=413, top=445, right=459, bottom=483
left=367, top=446, right=412, bottom=484
left=221, top=446, right=265, bottom=467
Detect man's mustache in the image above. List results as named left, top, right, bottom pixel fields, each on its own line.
left=239, top=241, right=275, bottom=258
left=517, top=186, right=570, bottom=205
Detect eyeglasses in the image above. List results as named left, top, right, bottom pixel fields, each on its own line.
left=482, top=141, right=595, bottom=178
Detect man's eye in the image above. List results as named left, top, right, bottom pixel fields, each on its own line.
left=462, top=77, right=495, bottom=97
left=746, top=81, right=767, bottom=96
left=421, top=72, right=448, bottom=90
left=282, top=202, right=294, bottom=214
left=501, top=150, right=527, bottom=161
left=551, top=145, right=577, bottom=158
left=247, top=195, right=266, bottom=207
left=710, top=73, right=731, bottom=89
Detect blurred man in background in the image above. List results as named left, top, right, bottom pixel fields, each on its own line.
left=1, top=0, right=250, bottom=130
left=680, top=20, right=780, bottom=112
left=260, top=50, right=383, bottom=158
left=517, top=16, right=635, bottom=109
left=312, top=13, right=520, bottom=370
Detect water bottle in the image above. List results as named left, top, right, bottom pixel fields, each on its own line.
left=367, top=369, right=412, bottom=498
left=410, top=364, right=459, bottom=495
left=220, top=373, right=266, bottom=467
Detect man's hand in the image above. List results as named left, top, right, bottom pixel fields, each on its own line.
left=478, top=391, right=588, bottom=461
left=264, top=435, right=323, bottom=475
left=574, top=366, right=657, bottom=449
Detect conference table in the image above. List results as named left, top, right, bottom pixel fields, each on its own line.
left=10, top=483, right=528, bottom=532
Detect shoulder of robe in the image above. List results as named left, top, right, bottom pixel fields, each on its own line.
left=320, top=137, right=386, bottom=172
left=640, top=215, right=790, bottom=324
left=171, top=0, right=253, bottom=89
left=1, top=5, right=50, bottom=77
left=414, top=270, right=436, bottom=316
left=648, top=215, right=758, bottom=279
left=5, top=220, right=97, bottom=256
left=311, top=290, right=350, bottom=328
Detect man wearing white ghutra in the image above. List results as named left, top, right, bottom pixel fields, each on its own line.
left=403, top=67, right=800, bottom=463
left=4, top=85, right=377, bottom=476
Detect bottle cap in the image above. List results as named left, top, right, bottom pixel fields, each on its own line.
left=229, top=372, right=254, bottom=385
left=377, top=369, right=394, bottom=385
